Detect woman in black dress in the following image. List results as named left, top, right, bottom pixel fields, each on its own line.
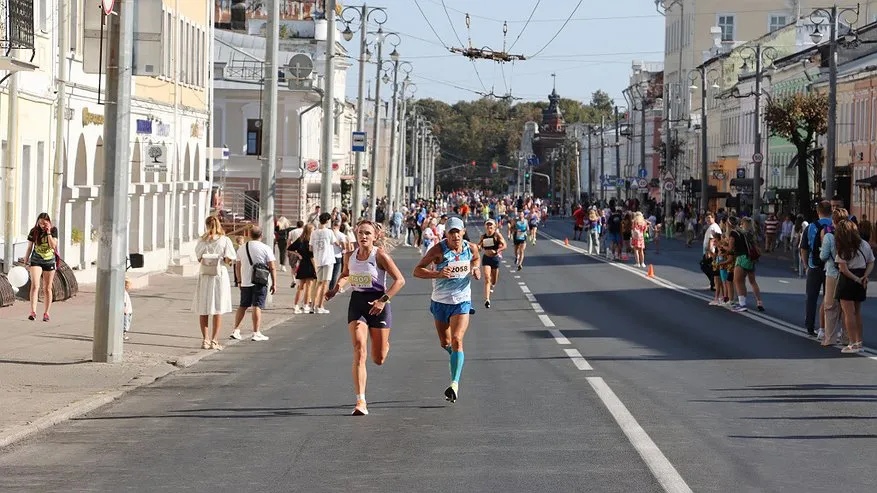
left=290, top=224, right=317, bottom=314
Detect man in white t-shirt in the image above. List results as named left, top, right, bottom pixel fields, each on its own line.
left=231, top=226, right=276, bottom=342
left=329, top=220, right=348, bottom=291
left=310, top=212, right=337, bottom=314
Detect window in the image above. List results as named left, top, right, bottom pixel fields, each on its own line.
left=246, top=119, right=263, bottom=156
left=769, top=14, right=788, bottom=33
left=717, top=14, right=735, bottom=42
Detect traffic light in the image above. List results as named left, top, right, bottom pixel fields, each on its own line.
left=525, top=171, right=531, bottom=179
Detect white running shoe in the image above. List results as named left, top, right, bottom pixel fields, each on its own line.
left=316, top=307, right=330, bottom=314
left=302, top=304, right=312, bottom=314
left=229, top=329, right=242, bottom=340
left=293, top=305, right=302, bottom=314
left=251, top=332, right=269, bottom=341
left=816, top=329, right=825, bottom=342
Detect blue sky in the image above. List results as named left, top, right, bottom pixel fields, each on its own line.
left=339, top=0, right=665, bottom=105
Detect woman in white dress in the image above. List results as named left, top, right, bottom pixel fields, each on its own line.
left=193, top=215, right=237, bottom=350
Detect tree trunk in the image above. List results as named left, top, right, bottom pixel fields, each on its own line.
left=796, top=145, right=811, bottom=217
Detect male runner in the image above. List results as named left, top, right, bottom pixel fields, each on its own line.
left=413, top=217, right=481, bottom=402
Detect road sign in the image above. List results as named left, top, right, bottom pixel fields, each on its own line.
left=637, top=178, right=649, bottom=188
left=661, top=170, right=675, bottom=182
left=305, top=160, right=319, bottom=173
left=352, top=131, right=366, bottom=152
left=663, top=179, right=676, bottom=192
left=101, top=0, right=115, bottom=15
left=638, top=187, right=649, bottom=193
left=752, top=152, right=764, bottom=164
left=638, top=168, right=648, bottom=179
left=331, top=162, right=340, bottom=171
left=771, top=167, right=780, bottom=177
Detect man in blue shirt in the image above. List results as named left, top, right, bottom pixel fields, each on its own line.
left=800, top=200, right=833, bottom=336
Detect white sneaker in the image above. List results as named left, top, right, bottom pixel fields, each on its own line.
left=816, top=328, right=825, bottom=342
left=229, top=329, right=242, bottom=340
left=252, top=332, right=269, bottom=341
left=708, top=300, right=720, bottom=306
left=302, top=304, right=312, bottom=314
left=280, top=265, right=287, bottom=272
left=316, top=307, right=330, bottom=314
left=293, top=305, right=302, bottom=314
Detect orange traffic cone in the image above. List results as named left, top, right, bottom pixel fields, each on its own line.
left=647, top=264, right=655, bottom=278
left=564, top=237, right=570, bottom=246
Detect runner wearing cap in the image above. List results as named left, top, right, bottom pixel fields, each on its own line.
left=413, top=216, right=482, bottom=403
left=478, top=219, right=506, bottom=308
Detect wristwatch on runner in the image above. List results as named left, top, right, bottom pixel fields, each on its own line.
left=378, top=294, right=391, bottom=303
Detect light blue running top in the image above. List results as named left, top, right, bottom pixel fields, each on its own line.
left=431, top=240, right=473, bottom=305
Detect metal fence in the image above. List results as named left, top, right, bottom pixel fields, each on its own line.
left=1, top=0, right=34, bottom=51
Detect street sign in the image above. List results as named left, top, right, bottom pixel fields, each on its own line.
left=637, top=178, right=648, bottom=188
left=352, top=131, right=366, bottom=152
left=752, top=152, right=764, bottom=164
left=663, top=179, right=676, bottom=192
left=101, top=0, right=115, bottom=15
left=331, top=162, right=340, bottom=171
left=771, top=167, right=780, bottom=177
left=661, top=170, right=675, bottom=182
left=736, top=167, right=746, bottom=179
left=305, top=160, right=319, bottom=173
left=638, top=168, right=648, bottom=179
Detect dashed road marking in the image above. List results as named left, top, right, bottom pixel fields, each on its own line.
left=525, top=293, right=537, bottom=302
left=539, top=314, right=556, bottom=327
left=564, top=348, right=593, bottom=370
left=531, top=303, right=545, bottom=313
left=549, top=328, right=570, bottom=344
left=520, top=285, right=531, bottom=293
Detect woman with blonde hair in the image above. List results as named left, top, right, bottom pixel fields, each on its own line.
left=193, top=215, right=237, bottom=350
left=587, top=207, right=601, bottom=255
left=290, top=224, right=317, bottom=314
left=630, top=212, right=649, bottom=268
left=834, top=218, right=873, bottom=353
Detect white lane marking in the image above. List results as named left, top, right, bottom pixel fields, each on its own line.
left=540, top=231, right=877, bottom=361
left=587, top=377, right=693, bottom=493
left=520, top=285, right=531, bottom=293
left=518, top=281, right=526, bottom=285
left=539, top=314, right=556, bottom=327
left=549, top=328, right=570, bottom=344
left=525, top=293, right=537, bottom=302
left=564, top=348, right=593, bottom=370
left=778, top=280, right=790, bottom=284
left=514, top=275, right=521, bottom=279
left=531, top=303, right=545, bottom=313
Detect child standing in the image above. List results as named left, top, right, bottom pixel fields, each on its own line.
left=123, top=278, right=133, bottom=341
left=716, top=236, right=736, bottom=306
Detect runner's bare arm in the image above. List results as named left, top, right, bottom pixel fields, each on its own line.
left=376, top=249, right=406, bottom=299
left=414, top=244, right=450, bottom=279
left=326, top=251, right=352, bottom=299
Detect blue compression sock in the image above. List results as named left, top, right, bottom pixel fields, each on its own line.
left=444, top=345, right=452, bottom=355
left=450, top=350, right=465, bottom=383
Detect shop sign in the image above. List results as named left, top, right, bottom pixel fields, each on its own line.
left=82, top=108, right=105, bottom=126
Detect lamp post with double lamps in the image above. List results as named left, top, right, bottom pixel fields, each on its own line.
left=397, top=77, right=416, bottom=207
left=737, top=44, right=778, bottom=217
left=380, top=59, right=413, bottom=212
left=688, top=66, right=721, bottom=213
left=809, top=5, right=861, bottom=200
left=365, top=28, right=400, bottom=220
left=341, top=5, right=389, bottom=220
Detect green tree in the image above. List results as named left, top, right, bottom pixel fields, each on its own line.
left=764, top=92, right=828, bottom=215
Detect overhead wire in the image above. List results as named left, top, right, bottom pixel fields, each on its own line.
left=413, top=0, right=451, bottom=50
left=508, top=0, right=541, bottom=52
left=441, top=0, right=467, bottom=47
left=528, top=0, right=585, bottom=59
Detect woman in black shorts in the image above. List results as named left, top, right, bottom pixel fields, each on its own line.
left=834, top=219, right=874, bottom=354
left=479, top=219, right=507, bottom=308
left=326, top=220, right=406, bottom=416
left=24, top=213, right=58, bottom=321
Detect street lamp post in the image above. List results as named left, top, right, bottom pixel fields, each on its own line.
left=810, top=5, right=860, bottom=200
left=689, top=67, right=721, bottom=213
left=366, top=29, right=400, bottom=221
left=738, top=44, right=778, bottom=217
left=341, top=4, right=388, bottom=220
left=381, top=59, right=412, bottom=213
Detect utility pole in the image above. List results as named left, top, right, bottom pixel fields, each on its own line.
left=410, top=112, right=418, bottom=201
left=825, top=4, right=839, bottom=200
left=640, top=89, right=647, bottom=205
left=52, top=0, right=69, bottom=229
left=600, top=119, right=606, bottom=202
left=260, top=0, right=280, bottom=242
left=699, top=70, right=709, bottom=213
left=351, top=4, right=369, bottom=221
left=752, top=45, right=764, bottom=216
left=93, top=0, right=134, bottom=362
left=614, top=106, right=621, bottom=202
left=587, top=126, right=593, bottom=200
left=3, top=73, right=19, bottom=275
left=385, top=61, right=400, bottom=211
left=368, top=32, right=385, bottom=221
left=320, top=0, right=337, bottom=211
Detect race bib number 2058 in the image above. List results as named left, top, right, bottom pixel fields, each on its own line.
left=446, top=260, right=470, bottom=279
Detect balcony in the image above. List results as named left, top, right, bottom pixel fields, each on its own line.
left=0, top=0, right=37, bottom=71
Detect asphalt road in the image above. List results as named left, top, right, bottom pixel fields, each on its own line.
left=2, top=224, right=877, bottom=493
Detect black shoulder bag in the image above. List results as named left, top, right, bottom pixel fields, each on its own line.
left=246, top=242, right=271, bottom=286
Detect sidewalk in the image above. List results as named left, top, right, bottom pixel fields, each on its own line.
left=0, top=237, right=401, bottom=449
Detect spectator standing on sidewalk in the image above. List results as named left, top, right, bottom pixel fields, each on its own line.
left=329, top=220, right=348, bottom=291
left=24, top=212, right=58, bottom=322
left=764, top=214, right=779, bottom=253
left=780, top=214, right=794, bottom=251
left=310, top=213, right=337, bottom=314
left=818, top=208, right=845, bottom=346
left=801, top=201, right=832, bottom=337
left=700, top=213, right=723, bottom=290
left=231, top=226, right=276, bottom=342
left=193, top=215, right=237, bottom=349
left=834, top=218, right=873, bottom=353
left=275, top=217, right=292, bottom=272
left=291, top=224, right=316, bottom=313
left=859, top=214, right=873, bottom=243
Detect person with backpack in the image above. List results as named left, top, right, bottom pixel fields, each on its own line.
left=800, top=201, right=833, bottom=337
left=729, top=216, right=764, bottom=313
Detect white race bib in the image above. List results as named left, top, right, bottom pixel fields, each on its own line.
left=482, top=237, right=495, bottom=248
left=446, top=260, right=470, bottom=279
left=348, top=272, right=372, bottom=288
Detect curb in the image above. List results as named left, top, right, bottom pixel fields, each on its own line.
left=0, top=310, right=296, bottom=450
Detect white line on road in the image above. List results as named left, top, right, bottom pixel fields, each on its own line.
left=549, top=328, right=570, bottom=344
left=778, top=280, right=790, bottom=284
left=520, top=285, right=531, bottom=293
left=587, top=377, right=693, bottom=493
left=525, top=293, right=537, bottom=302
left=514, top=275, right=521, bottom=279
left=531, top=303, right=545, bottom=313
left=539, top=314, right=556, bottom=327
left=518, top=281, right=526, bottom=285
left=563, top=348, right=593, bottom=370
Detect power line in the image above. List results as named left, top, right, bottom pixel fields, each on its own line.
left=508, top=0, right=541, bottom=52
left=441, top=0, right=466, bottom=47
left=413, top=0, right=451, bottom=50
left=528, top=0, right=585, bottom=59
